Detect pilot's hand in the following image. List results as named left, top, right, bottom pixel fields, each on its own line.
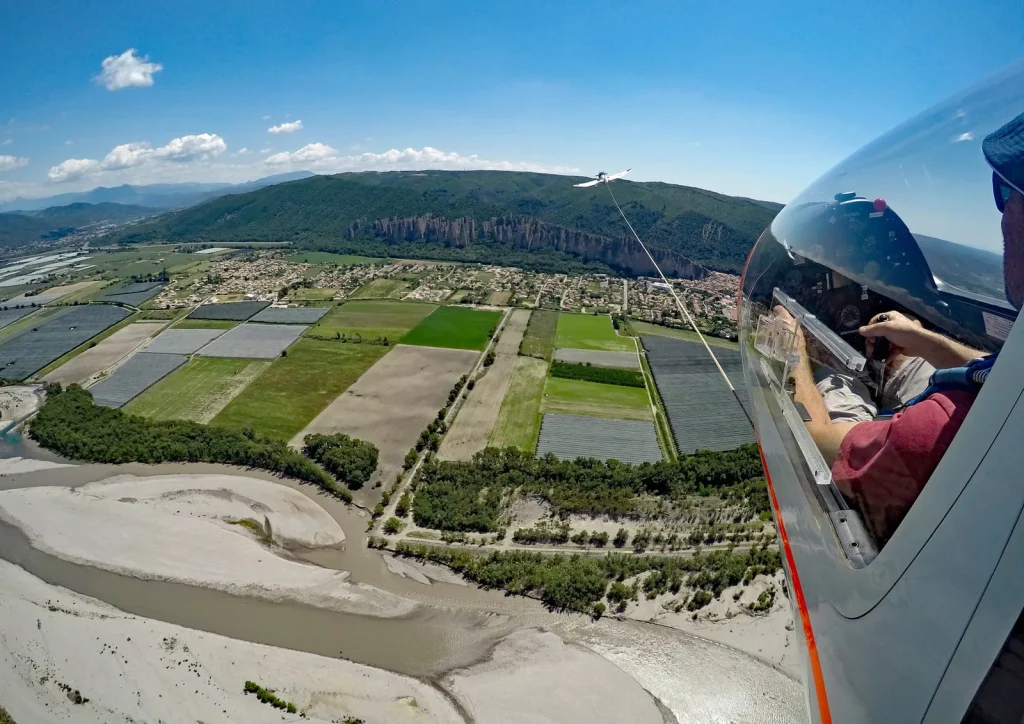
left=859, top=311, right=926, bottom=360
left=772, top=305, right=807, bottom=363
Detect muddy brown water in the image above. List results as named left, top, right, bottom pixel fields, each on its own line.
left=0, top=460, right=806, bottom=722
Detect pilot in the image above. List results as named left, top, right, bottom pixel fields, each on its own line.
left=780, top=110, right=1024, bottom=544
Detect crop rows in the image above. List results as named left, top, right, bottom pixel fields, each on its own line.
left=187, top=301, right=270, bottom=321
left=146, top=328, right=224, bottom=354
left=536, top=413, right=662, bottom=464
left=0, top=306, right=37, bottom=331
left=642, top=336, right=753, bottom=453
left=0, top=305, right=132, bottom=381
left=553, top=348, right=639, bottom=369
left=198, top=323, right=307, bottom=359
left=98, top=281, right=165, bottom=306
left=90, top=353, right=189, bottom=408
left=251, top=306, right=331, bottom=325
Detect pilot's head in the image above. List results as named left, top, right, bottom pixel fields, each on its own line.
left=984, top=112, right=1024, bottom=311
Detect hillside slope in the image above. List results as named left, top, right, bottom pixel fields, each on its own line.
left=0, top=202, right=158, bottom=249
left=119, top=171, right=781, bottom=276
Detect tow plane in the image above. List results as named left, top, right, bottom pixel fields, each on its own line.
left=572, top=169, right=630, bottom=188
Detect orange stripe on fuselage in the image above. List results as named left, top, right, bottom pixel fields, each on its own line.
left=756, top=442, right=833, bottom=724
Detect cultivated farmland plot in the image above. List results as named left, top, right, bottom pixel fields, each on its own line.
left=0, top=305, right=132, bottom=381
left=89, top=352, right=189, bottom=408
left=536, top=413, right=662, bottom=464
left=439, top=309, right=530, bottom=461
left=642, top=336, right=754, bottom=453
left=250, top=306, right=331, bottom=325
left=198, top=323, right=307, bottom=359
left=145, top=328, right=225, bottom=355
left=553, top=348, right=639, bottom=369
left=44, top=322, right=166, bottom=386
left=292, top=344, right=478, bottom=505
left=187, top=301, right=270, bottom=321
left=0, top=281, right=98, bottom=308
left=98, top=281, right=165, bottom=307
left=0, top=307, right=37, bottom=331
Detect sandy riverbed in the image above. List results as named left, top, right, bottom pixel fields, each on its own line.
left=0, top=474, right=416, bottom=617
left=0, top=559, right=464, bottom=724
left=444, top=629, right=667, bottom=723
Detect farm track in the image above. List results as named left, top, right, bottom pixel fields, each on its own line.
left=437, top=309, right=530, bottom=461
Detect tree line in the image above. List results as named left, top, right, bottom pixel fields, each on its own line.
left=412, top=444, right=765, bottom=531
left=549, top=360, right=645, bottom=388
left=393, top=542, right=781, bottom=615
left=29, top=384, right=381, bottom=503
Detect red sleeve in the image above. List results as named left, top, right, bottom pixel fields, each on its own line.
left=832, top=391, right=974, bottom=543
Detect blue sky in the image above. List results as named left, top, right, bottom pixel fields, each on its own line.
left=1, top=0, right=1021, bottom=203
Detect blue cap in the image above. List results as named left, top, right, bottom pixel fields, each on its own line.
left=983, top=111, right=1024, bottom=191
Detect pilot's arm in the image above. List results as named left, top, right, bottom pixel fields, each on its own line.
left=860, top=311, right=984, bottom=369
left=774, top=307, right=858, bottom=465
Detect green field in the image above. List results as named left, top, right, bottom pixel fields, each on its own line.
left=288, top=287, right=337, bottom=301
left=125, top=357, right=271, bottom=423
left=309, top=300, right=436, bottom=342
left=555, top=313, right=635, bottom=352
left=489, top=356, right=548, bottom=451
left=212, top=339, right=389, bottom=440
left=349, top=278, right=410, bottom=299
left=541, top=377, right=652, bottom=421
left=87, top=249, right=204, bottom=278
left=401, top=306, right=501, bottom=351
left=173, top=318, right=239, bottom=330
left=287, top=252, right=386, bottom=265
left=519, top=309, right=558, bottom=360
left=630, top=319, right=739, bottom=349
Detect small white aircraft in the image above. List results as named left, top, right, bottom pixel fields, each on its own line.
left=572, top=168, right=631, bottom=188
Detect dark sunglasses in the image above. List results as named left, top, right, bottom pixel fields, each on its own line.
left=993, top=171, right=1021, bottom=213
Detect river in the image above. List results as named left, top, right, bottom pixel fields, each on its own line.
left=0, top=451, right=806, bottom=723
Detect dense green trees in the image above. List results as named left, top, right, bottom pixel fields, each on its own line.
left=302, top=432, right=379, bottom=489
left=411, top=444, right=765, bottom=531
left=549, top=361, right=645, bottom=388
left=30, top=384, right=348, bottom=501
left=393, top=543, right=782, bottom=614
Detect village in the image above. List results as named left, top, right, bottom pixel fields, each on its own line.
left=148, top=248, right=740, bottom=337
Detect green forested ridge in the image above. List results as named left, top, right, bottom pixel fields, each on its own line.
left=114, top=171, right=780, bottom=275
left=30, top=384, right=350, bottom=501
left=549, top=360, right=646, bottom=388
left=411, top=444, right=765, bottom=531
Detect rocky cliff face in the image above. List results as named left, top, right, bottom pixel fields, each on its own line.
left=345, top=215, right=708, bottom=279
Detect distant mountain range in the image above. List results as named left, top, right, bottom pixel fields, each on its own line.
left=0, top=201, right=160, bottom=248
left=116, top=171, right=783, bottom=277
left=0, top=171, right=315, bottom=213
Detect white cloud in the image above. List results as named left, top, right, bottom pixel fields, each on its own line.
left=953, top=132, right=974, bottom=143
left=96, top=48, right=163, bottom=91
left=101, top=133, right=227, bottom=170
left=264, top=144, right=579, bottom=175
left=233, top=147, right=249, bottom=156
left=267, top=120, right=303, bottom=135
left=265, top=142, right=336, bottom=165
left=259, top=148, right=272, bottom=154
left=0, top=155, right=28, bottom=172
left=1, top=139, right=12, bottom=146
left=47, top=158, right=99, bottom=182
left=48, top=133, right=227, bottom=183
